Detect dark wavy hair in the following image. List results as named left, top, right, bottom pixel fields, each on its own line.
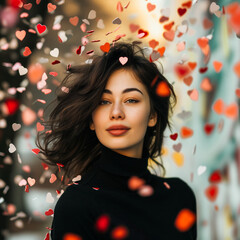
left=35, top=41, right=177, bottom=186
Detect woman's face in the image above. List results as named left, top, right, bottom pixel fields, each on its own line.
left=90, top=68, right=157, bottom=158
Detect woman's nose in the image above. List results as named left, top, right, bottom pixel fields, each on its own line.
left=110, top=103, right=125, bottom=119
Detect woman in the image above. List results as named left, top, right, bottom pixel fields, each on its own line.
left=36, top=42, right=197, bottom=240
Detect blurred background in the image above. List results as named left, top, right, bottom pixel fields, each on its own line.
left=0, top=0, right=239, bottom=239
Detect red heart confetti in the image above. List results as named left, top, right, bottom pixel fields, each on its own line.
left=213, top=61, right=223, bottom=72
left=182, top=1, right=192, bottom=9
left=23, top=3, right=32, bottom=10
left=111, top=225, right=129, bottom=239
left=95, top=214, right=110, bottom=232
left=199, top=67, right=208, bottom=73
left=23, top=46, right=32, bottom=57
left=233, top=61, right=240, bottom=78
left=212, top=99, right=225, bottom=114
left=235, top=88, right=240, bottom=98
left=183, top=76, right=193, bottom=86
left=36, top=122, right=44, bottom=131
left=45, top=209, right=54, bottom=216
left=156, top=82, right=170, bottom=97
left=209, top=170, right=222, bottom=183
left=200, top=77, right=212, bottom=91
left=180, top=126, right=193, bottom=138
left=204, top=123, right=215, bottom=135
left=129, top=23, right=139, bottom=33
left=159, top=16, right=169, bottom=23
left=32, top=148, right=40, bottom=155
left=117, top=2, right=123, bottom=12
left=149, top=39, right=159, bottom=49
left=37, top=24, right=47, bottom=34
left=41, top=162, right=49, bottom=170
left=177, top=8, right=187, bottom=17
left=52, top=60, right=61, bottom=65
left=147, top=3, right=156, bottom=12
left=163, top=30, right=175, bottom=41
left=76, top=45, right=82, bottom=55
left=44, top=232, right=50, bottom=240
left=25, top=185, right=29, bottom=193
left=157, top=47, right=165, bottom=56
left=137, top=29, right=149, bottom=38
left=100, top=42, right=110, bottom=52
left=63, top=233, right=82, bottom=240
left=188, top=62, right=197, bottom=70
left=175, top=209, right=196, bottom=231
left=47, top=3, right=56, bottom=13
left=174, top=64, right=191, bottom=79
left=163, top=21, right=174, bottom=31
left=69, top=16, right=79, bottom=26
left=203, top=17, right=214, bottom=29
left=170, top=133, right=178, bottom=140
left=205, top=185, right=219, bottom=202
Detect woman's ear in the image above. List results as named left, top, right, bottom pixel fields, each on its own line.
left=148, top=111, right=157, bottom=127
left=89, top=121, right=95, bottom=130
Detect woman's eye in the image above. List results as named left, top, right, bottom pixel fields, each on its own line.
left=126, top=99, right=139, bottom=103
left=99, top=99, right=139, bottom=105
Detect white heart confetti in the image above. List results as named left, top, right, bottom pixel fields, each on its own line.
left=8, top=143, right=16, bottom=153
left=88, top=10, right=96, bottom=19
left=197, top=165, right=206, bottom=176
left=46, top=192, right=54, bottom=203
left=18, top=66, right=28, bottom=76
left=12, top=123, right=21, bottom=131
left=50, top=48, right=59, bottom=57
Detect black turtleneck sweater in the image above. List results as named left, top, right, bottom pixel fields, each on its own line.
left=51, top=144, right=197, bottom=240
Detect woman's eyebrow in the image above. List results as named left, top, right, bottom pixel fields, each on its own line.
left=103, top=88, right=144, bottom=95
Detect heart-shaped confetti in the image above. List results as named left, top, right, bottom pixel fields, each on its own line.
left=36, top=122, right=44, bottom=131
left=47, top=3, right=56, bottom=13
left=27, top=177, right=36, bottom=186
left=119, top=57, right=128, bottom=65
left=15, top=30, right=26, bottom=41
left=205, top=185, right=218, bottom=201
left=112, top=17, right=121, bottom=25
left=212, top=99, right=224, bottom=114
left=95, top=214, right=110, bottom=232
left=163, top=30, right=175, bottom=41
left=117, top=1, right=123, bottom=12
left=170, top=133, right=178, bottom=140
left=204, top=123, right=215, bottom=135
left=175, top=209, right=196, bottom=231
left=129, top=23, right=139, bottom=33
left=172, top=152, right=184, bottom=166
left=18, top=179, right=27, bottom=186
left=88, top=10, right=96, bottom=19
left=157, top=47, right=165, bottom=56
left=12, top=123, right=21, bottom=131
left=69, top=16, right=79, bottom=26
left=233, top=61, right=240, bottom=78
left=100, top=42, right=110, bottom=53
left=187, top=89, right=198, bottom=101
left=128, top=176, right=145, bottom=190
left=177, top=8, right=187, bottom=16
left=37, top=24, right=47, bottom=34
left=45, top=208, right=54, bottom=216
left=138, top=184, right=154, bottom=197
left=225, top=103, right=238, bottom=119
left=23, top=3, right=32, bottom=10
left=197, top=165, right=206, bottom=175
left=18, top=66, right=28, bottom=76
left=213, top=61, right=223, bottom=72
left=173, top=143, right=182, bottom=152
left=50, top=48, right=59, bottom=57
left=46, top=192, right=54, bottom=203
left=49, top=173, right=57, bottom=183
left=156, top=82, right=170, bottom=96
left=209, top=170, right=222, bottom=183
left=203, top=18, right=214, bottom=29
left=137, top=29, right=149, bottom=38
left=159, top=16, right=169, bottom=23
left=209, top=2, right=220, bottom=14
left=147, top=3, right=156, bottom=12
left=164, top=21, right=174, bottom=31
left=97, top=19, right=105, bottom=29
left=63, top=233, right=82, bottom=240
left=177, top=41, right=185, bottom=51
left=23, top=46, right=31, bottom=57
left=32, top=148, right=40, bottom=155
left=22, top=165, right=31, bottom=173
left=150, top=51, right=160, bottom=62
left=183, top=76, right=193, bottom=86
left=180, top=126, right=193, bottom=138
left=8, top=143, right=16, bottom=153
left=44, top=233, right=50, bottom=240
left=235, top=89, right=240, bottom=98
left=182, top=1, right=192, bottom=8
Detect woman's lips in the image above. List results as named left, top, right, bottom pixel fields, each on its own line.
left=107, top=129, right=129, bottom=136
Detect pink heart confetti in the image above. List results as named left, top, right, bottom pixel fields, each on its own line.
left=119, top=57, right=128, bottom=65
left=15, top=30, right=26, bottom=41
left=27, top=177, right=36, bottom=186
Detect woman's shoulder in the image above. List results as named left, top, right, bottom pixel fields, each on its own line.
left=151, top=174, right=196, bottom=200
